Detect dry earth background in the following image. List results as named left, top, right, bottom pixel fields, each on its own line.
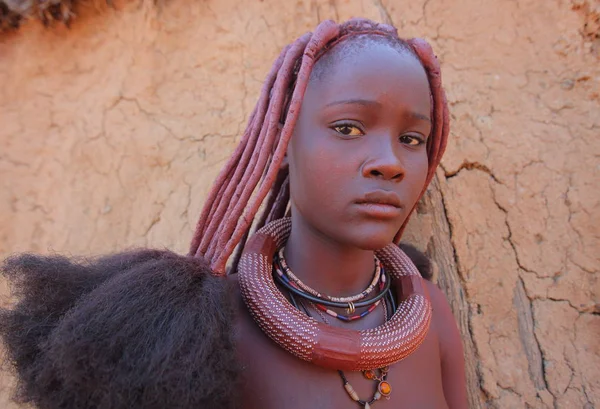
left=0, top=0, right=599, bottom=407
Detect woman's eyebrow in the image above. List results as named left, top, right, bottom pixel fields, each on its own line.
left=324, top=99, right=431, bottom=122
left=324, top=98, right=382, bottom=108
left=412, top=112, right=431, bottom=122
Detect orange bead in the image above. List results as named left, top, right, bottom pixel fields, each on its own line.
left=378, top=381, right=392, bottom=396
left=364, top=370, right=376, bottom=380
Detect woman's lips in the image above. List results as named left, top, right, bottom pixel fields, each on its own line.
left=354, top=190, right=404, bottom=218
left=354, top=202, right=403, bottom=218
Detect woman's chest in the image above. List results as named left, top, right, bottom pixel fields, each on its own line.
left=235, top=305, right=449, bottom=409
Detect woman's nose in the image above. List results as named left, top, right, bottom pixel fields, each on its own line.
left=361, top=138, right=406, bottom=181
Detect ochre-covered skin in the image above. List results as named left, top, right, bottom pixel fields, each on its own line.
left=232, top=273, right=462, bottom=409
left=226, top=19, right=466, bottom=409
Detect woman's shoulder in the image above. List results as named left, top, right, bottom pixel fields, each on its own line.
left=422, top=279, right=464, bottom=362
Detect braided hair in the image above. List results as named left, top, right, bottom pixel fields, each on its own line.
left=189, top=18, right=449, bottom=275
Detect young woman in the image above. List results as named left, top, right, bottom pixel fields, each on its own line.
left=0, top=18, right=467, bottom=409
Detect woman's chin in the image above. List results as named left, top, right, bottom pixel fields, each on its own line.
left=345, top=221, right=401, bottom=250
left=346, top=230, right=398, bottom=251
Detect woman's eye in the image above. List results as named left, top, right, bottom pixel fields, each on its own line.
left=332, top=124, right=364, bottom=137
left=399, top=135, right=424, bottom=146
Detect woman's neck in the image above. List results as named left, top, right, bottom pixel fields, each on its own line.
left=283, top=213, right=375, bottom=298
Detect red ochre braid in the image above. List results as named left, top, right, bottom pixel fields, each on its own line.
left=188, top=18, right=449, bottom=275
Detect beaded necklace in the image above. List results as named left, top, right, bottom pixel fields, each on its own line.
left=277, top=247, right=383, bottom=303
left=273, top=252, right=389, bottom=322
left=289, top=279, right=397, bottom=408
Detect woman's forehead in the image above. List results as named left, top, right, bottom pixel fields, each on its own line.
left=309, top=35, right=416, bottom=80
left=305, top=43, right=431, bottom=115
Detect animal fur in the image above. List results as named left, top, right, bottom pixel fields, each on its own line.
left=0, top=243, right=431, bottom=408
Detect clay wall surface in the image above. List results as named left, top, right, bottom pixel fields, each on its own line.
left=0, top=0, right=598, bottom=407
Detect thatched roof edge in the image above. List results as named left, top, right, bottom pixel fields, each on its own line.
left=0, top=0, right=109, bottom=33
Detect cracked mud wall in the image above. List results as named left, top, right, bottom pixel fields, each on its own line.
left=0, top=0, right=598, bottom=408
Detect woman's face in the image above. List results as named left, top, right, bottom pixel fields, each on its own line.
left=287, top=41, right=432, bottom=250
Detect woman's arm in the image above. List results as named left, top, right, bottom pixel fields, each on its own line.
left=426, top=280, right=469, bottom=409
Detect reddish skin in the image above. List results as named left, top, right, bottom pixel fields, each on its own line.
left=232, top=43, right=467, bottom=409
